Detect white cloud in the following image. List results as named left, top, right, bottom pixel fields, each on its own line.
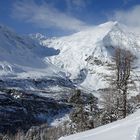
left=113, top=5, right=140, bottom=33
left=72, top=0, right=86, bottom=7
left=66, top=0, right=87, bottom=8
left=123, top=0, right=132, bottom=5
left=12, top=0, right=88, bottom=31
left=65, top=0, right=90, bottom=13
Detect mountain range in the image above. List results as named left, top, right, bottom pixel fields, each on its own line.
left=0, top=21, right=140, bottom=135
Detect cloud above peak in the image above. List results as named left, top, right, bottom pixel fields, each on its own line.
left=113, top=5, right=140, bottom=33
left=12, top=0, right=88, bottom=32
left=65, top=0, right=89, bottom=11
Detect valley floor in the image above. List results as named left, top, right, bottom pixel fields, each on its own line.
left=59, top=110, right=140, bottom=140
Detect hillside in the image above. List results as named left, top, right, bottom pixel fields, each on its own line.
left=59, top=109, right=140, bottom=140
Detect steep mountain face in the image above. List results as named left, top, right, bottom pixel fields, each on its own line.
left=0, top=24, right=64, bottom=80
left=0, top=90, right=71, bottom=133
left=33, top=21, right=140, bottom=91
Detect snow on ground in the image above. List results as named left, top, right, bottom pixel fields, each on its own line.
left=50, top=113, right=70, bottom=127
left=59, top=110, right=140, bottom=140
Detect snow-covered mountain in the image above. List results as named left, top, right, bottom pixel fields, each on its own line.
left=32, top=21, right=140, bottom=91
left=0, top=24, right=65, bottom=79
left=1, top=21, right=140, bottom=91
left=59, top=109, right=140, bottom=140
left=0, top=24, right=75, bottom=133
left=1, top=21, right=140, bottom=137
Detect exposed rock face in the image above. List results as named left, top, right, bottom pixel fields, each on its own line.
left=0, top=92, right=28, bottom=133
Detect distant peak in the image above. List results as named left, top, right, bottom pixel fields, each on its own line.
left=111, top=21, right=118, bottom=24
left=0, top=24, right=15, bottom=33
left=29, top=33, right=47, bottom=40
left=98, top=21, right=118, bottom=27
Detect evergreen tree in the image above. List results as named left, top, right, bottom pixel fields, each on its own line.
left=70, top=89, right=89, bottom=132
left=70, top=90, right=98, bottom=132
left=87, top=93, right=98, bottom=128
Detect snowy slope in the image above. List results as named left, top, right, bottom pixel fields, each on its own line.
left=33, top=21, right=140, bottom=91
left=0, top=24, right=65, bottom=79
left=59, top=110, right=140, bottom=140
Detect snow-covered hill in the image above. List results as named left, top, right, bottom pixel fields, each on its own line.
left=59, top=109, right=140, bottom=140
left=33, top=21, right=140, bottom=91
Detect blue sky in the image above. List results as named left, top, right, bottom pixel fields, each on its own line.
left=0, top=0, right=140, bottom=36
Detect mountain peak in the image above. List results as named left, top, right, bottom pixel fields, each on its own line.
left=99, top=21, right=118, bottom=27
left=35, top=21, right=140, bottom=91
left=29, top=33, right=47, bottom=41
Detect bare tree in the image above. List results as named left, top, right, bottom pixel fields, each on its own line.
left=114, top=48, right=135, bottom=118
left=101, top=48, right=136, bottom=123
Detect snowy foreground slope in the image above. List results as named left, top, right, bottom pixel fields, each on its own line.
left=60, top=110, right=140, bottom=140
left=33, top=21, right=140, bottom=91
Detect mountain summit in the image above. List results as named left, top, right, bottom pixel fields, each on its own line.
left=33, top=21, right=140, bottom=91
